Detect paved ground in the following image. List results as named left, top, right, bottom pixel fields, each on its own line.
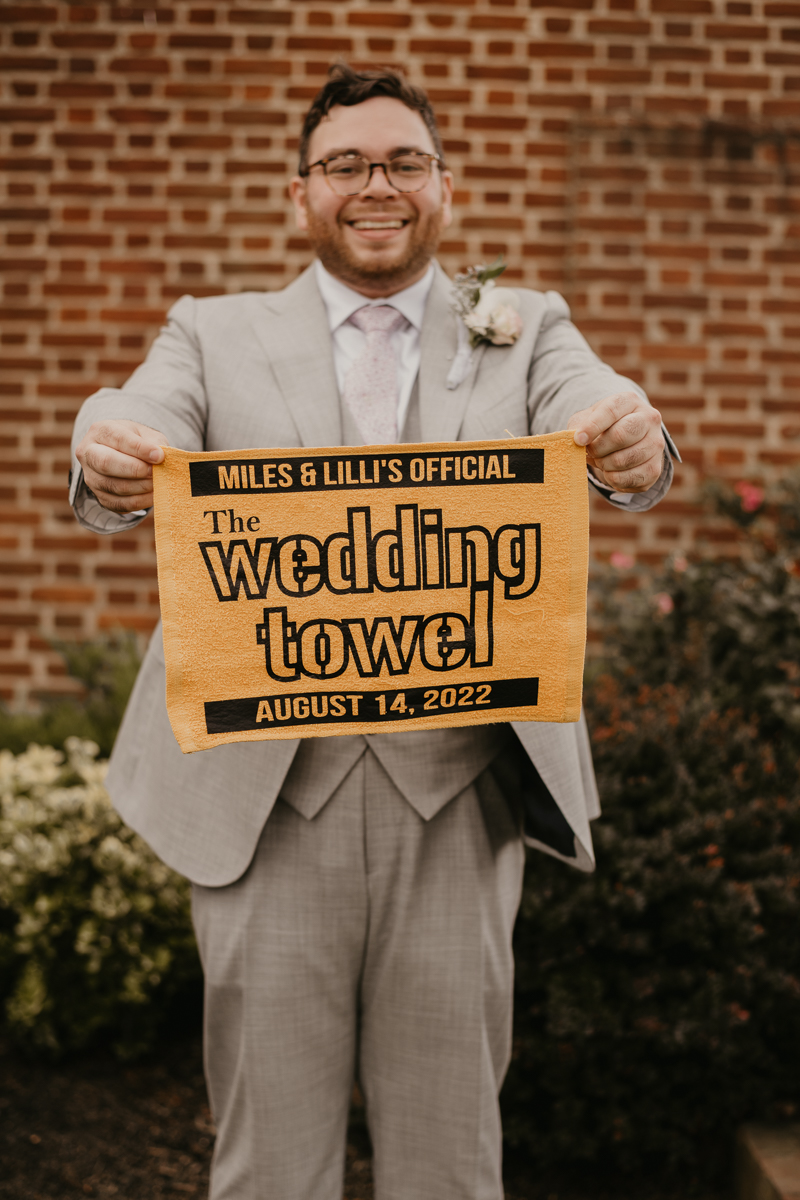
left=0, top=1038, right=725, bottom=1200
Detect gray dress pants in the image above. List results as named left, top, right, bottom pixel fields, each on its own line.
left=191, top=746, right=526, bottom=1200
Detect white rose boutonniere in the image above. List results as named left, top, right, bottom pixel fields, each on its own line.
left=451, top=256, right=522, bottom=349
left=446, top=256, right=522, bottom=389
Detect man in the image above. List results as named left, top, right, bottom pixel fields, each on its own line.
left=71, top=66, right=674, bottom=1200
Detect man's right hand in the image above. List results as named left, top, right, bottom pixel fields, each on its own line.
left=75, top=420, right=169, bottom=514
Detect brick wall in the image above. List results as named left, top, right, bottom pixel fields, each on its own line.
left=1, top=0, right=799, bottom=703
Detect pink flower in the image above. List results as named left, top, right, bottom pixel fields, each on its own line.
left=734, top=480, right=764, bottom=513
left=610, top=551, right=635, bottom=569
left=654, top=592, right=674, bottom=615
left=673, top=555, right=688, bottom=573
left=463, top=284, right=523, bottom=346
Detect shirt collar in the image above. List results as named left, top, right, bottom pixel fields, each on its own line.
left=314, top=258, right=435, bottom=334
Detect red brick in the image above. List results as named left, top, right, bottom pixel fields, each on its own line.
left=99, top=307, right=166, bottom=323
left=644, top=96, right=710, bottom=112
left=286, top=36, right=352, bottom=51
left=411, top=39, right=472, bottom=53
left=648, top=45, right=711, bottom=60
left=221, top=57, right=291, bottom=74
left=590, top=19, right=651, bottom=33
left=168, top=35, right=232, bottom=49
left=50, top=81, right=115, bottom=98
left=168, top=134, right=232, bottom=149
left=704, top=322, right=767, bottom=336
left=469, top=15, right=526, bottom=29
left=0, top=55, right=58, bottom=70
left=465, top=115, right=526, bottom=130
left=0, top=259, right=47, bottom=274
left=229, top=8, right=292, bottom=23
left=103, top=207, right=168, bottom=223
left=647, top=291, right=710, bottom=307
left=108, top=106, right=169, bottom=122
left=465, top=165, right=527, bottom=179
left=51, top=32, right=116, bottom=48
left=466, top=65, right=530, bottom=79
left=525, top=193, right=567, bottom=206
left=426, top=89, right=472, bottom=102
left=528, top=0, right=594, bottom=7
left=109, top=56, right=170, bottom=73
left=0, top=106, right=56, bottom=123
left=652, top=0, right=713, bottom=8
left=527, top=92, right=592, bottom=107
left=222, top=110, right=287, bottom=125
left=705, top=72, right=770, bottom=87
left=32, top=586, right=95, bottom=602
left=707, top=22, right=768, bottom=36
left=528, top=42, right=594, bottom=57
left=348, top=12, right=412, bottom=26
left=0, top=6, right=58, bottom=21
left=95, top=563, right=158, bottom=578
left=54, top=131, right=114, bottom=147
left=700, top=422, right=766, bottom=436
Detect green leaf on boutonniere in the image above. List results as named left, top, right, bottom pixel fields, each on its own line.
left=476, top=255, right=508, bottom=286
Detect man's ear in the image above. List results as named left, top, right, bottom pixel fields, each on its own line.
left=440, top=169, right=454, bottom=231
left=289, top=176, right=309, bottom=231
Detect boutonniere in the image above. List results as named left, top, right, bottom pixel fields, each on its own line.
left=452, top=256, right=523, bottom=348
left=446, top=256, right=522, bottom=390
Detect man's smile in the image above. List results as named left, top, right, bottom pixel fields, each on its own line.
left=349, top=219, right=407, bottom=229
left=345, top=215, right=411, bottom=241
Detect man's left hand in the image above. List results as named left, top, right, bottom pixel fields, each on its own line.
left=568, top=391, right=665, bottom=493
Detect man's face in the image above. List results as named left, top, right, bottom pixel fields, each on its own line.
left=290, top=96, right=454, bottom=297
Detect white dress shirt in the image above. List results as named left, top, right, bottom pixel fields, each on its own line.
left=314, top=259, right=434, bottom=437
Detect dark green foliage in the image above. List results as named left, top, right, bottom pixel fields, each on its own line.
left=0, top=633, right=140, bottom=757
left=503, top=474, right=800, bottom=1181
left=0, top=741, right=201, bottom=1061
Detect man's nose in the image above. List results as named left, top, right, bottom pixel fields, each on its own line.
left=362, top=164, right=396, bottom=199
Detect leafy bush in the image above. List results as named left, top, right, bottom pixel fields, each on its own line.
left=0, top=633, right=140, bottom=758
left=0, top=738, right=200, bottom=1059
left=503, top=473, right=800, bottom=1181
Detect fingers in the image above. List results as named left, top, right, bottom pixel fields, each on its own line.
left=569, top=391, right=643, bottom=447
left=86, top=484, right=155, bottom=514
left=569, top=392, right=665, bottom=493
left=77, top=420, right=167, bottom=469
left=75, top=419, right=168, bottom=514
left=589, top=449, right=664, bottom=493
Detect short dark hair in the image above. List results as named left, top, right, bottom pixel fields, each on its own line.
left=297, top=62, right=445, bottom=175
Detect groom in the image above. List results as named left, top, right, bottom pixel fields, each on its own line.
left=70, top=65, right=674, bottom=1200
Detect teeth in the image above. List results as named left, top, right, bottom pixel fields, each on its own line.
left=351, top=220, right=404, bottom=230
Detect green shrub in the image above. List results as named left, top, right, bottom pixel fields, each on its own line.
left=0, top=633, right=140, bottom=758
left=0, top=737, right=200, bottom=1059
left=503, top=473, right=800, bottom=1181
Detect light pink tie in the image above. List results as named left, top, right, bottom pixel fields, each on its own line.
left=343, top=305, right=407, bottom=445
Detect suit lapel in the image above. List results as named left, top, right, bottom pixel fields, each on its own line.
left=418, top=262, right=486, bottom=444
left=248, top=265, right=342, bottom=448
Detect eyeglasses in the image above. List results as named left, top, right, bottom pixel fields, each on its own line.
left=302, top=152, right=441, bottom=196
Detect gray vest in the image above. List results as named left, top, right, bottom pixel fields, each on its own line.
left=279, top=377, right=512, bottom=820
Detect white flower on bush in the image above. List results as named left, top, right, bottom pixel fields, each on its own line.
left=462, top=281, right=523, bottom=346
left=0, top=738, right=196, bottom=1056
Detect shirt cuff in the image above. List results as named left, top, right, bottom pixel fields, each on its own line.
left=70, top=464, right=150, bottom=535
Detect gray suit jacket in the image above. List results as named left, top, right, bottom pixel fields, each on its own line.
left=70, top=263, right=672, bottom=885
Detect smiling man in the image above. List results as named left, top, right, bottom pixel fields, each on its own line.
left=70, top=65, right=675, bottom=1200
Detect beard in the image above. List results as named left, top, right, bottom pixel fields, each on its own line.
left=304, top=202, right=445, bottom=293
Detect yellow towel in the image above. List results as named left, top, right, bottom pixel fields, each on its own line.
left=152, top=432, right=589, bottom=752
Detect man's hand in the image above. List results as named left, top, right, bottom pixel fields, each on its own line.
left=75, top=420, right=169, bottom=513
left=568, top=391, right=664, bottom=493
